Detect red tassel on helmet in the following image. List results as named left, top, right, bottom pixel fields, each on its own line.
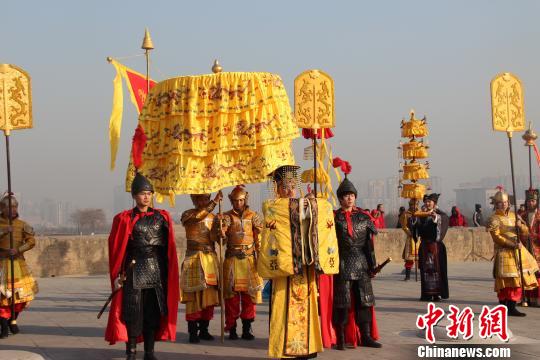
left=332, top=157, right=351, bottom=175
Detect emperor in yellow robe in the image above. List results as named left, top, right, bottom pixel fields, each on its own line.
left=258, top=165, right=338, bottom=358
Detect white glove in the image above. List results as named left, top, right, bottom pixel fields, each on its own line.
left=113, top=275, right=123, bottom=291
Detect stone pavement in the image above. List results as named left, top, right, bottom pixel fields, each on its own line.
left=1, top=262, right=539, bottom=360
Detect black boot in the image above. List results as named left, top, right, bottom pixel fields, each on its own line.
left=125, top=337, right=137, bottom=360
left=359, top=322, right=382, bottom=348
left=0, top=318, right=8, bottom=339
left=143, top=330, right=158, bottom=360
left=229, top=325, right=239, bottom=340
left=335, top=325, right=345, bottom=350
left=507, top=300, right=526, bottom=317
left=241, top=319, right=255, bottom=340
left=188, top=321, right=200, bottom=343
left=404, top=268, right=411, bottom=281
left=198, top=320, right=214, bottom=341
left=9, top=312, right=19, bottom=334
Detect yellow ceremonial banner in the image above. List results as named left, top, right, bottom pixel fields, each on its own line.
left=0, top=64, right=32, bottom=133
left=491, top=72, right=525, bottom=132
left=294, top=69, right=335, bottom=129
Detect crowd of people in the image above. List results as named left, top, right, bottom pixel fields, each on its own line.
left=1, top=173, right=540, bottom=360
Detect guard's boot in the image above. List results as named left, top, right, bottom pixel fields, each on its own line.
left=359, top=322, right=382, bottom=348
left=335, top=325, right=345, bottom=350
left=404, top=268, right=411, bottom=281
left=228, top=325, right=239, bottom=340
left=0, top=318, right=8, bottom=339
left=9, top=312, right=19, bottom=334
left=241, top=319, right=255, bottom=340
left=125, top=337, right=137, bottom=360
left=198, top=320, right=214, bottom=341
left=188, top=321, right=200, bottom=343
left=143, top=330, right=158, bottom=360
left=507, top=300, right=526, bottom=317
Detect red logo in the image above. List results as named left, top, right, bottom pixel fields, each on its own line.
left=417, top=304, right=509, bottom=343
left=446, top=305, right=474, bottom=340
left=416, top=303, right=445, bottom=344
left=478, top=305, right=509, bottom=342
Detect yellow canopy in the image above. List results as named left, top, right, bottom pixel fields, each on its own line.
left=127, top=72, right=299, bottom=202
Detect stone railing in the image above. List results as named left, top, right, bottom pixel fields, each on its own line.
left=24, top=227, right=494, bottom=277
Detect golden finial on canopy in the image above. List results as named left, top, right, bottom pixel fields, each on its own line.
left=522, top=122, right=538, bottom=146
left=141, top=28, right=154, bottom=50
left=212, top=59, right=223, bottom=73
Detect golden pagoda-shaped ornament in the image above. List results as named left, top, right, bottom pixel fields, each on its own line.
left=399, top=109, right=430, bottom=200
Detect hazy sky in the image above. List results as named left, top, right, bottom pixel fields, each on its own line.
left=2, top=0, right=540, bottom=213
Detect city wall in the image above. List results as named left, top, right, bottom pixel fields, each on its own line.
left=25, top=227, right=494, bottom=277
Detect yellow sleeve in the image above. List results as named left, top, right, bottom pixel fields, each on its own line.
left=400, top=213, right=412, bottom=237
left=18, top=222, right=36, bottom=253
left=487, top=216, right=514, bottom=248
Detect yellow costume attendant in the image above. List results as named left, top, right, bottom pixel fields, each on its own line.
left=0, top=216, right=38, bottom=311
left=219, top=208, right=264, bottom=303
left=487, top=210, right=539, bottom=293
left=400, top=206, right=420, bottom=280
left=180, top=201, right=219, bottom=320
left=258, top=196, right=339, bottom=358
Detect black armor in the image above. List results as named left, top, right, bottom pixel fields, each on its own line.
left=333, top=210, right=377, bottom=308
left=332, top=207, right=381, bottom=349
left=122, top=208, right=168, bottom=336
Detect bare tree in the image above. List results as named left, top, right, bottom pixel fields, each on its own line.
left=70, top=208, right=107, bottom=234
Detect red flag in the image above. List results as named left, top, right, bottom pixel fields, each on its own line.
left=125, top=69, right=156, bottom=113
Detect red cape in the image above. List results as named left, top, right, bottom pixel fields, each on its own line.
left=105, top=209, right=179, bottom=345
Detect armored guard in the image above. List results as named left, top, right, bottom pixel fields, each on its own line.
left=105, top=173, right=179, bottom=360
left=216, top=186, right=263, bottom=340
left=410, top=193, right=449, bottom=301
left=332, top=175, right=381, bottom=349
left=180, top=191, right=222, bottom=343
left=0, top=193, right=38, bottom=338
left=487, top=188, right=539, bottom=315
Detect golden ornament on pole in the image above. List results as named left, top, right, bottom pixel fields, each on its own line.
left=490, top=72, right=525, bottom=133
left=0, top=64, right=32, bottom=135
left=490, top=71, right=528, bottom=306
left=294, top=69, right=335, bottom=129
left=294, top=69, right=335, bottom=198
